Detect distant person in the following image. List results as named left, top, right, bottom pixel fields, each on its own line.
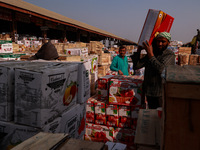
left=28, top=40, right=59, bottom=60
left=131, top=32, right=175, bottom=109
left=110, top=46, right=129, bottom=75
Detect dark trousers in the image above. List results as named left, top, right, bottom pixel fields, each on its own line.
left=146, top=96, right=161, bottom=109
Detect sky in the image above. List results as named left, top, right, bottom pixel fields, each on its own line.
left=23, top=0, right=200, bottom=44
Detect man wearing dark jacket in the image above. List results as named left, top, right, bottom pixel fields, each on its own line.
left=28, top=40, right=59, bottom=60
left=132, top=32, right=175, bottom=109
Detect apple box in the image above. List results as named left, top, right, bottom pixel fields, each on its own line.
left=87, top=55, right=98, bottom=74
left=106, top=104, right=119, bottom=127
left=42, top=103, right=86, bottom=139
left=86, top=95, right=97, bottom=123
left=0, top=121, right=40, bottom=150
left=60, top=61, right=91, bottom=104
left=0, top=40, right=13, bottom=54
left=109, top=77, right=142, bottom=106
left=118, top=106, right=131, bottom=128
left=97, top=75, right=114, bottom=90
left=0, top=61, right=52, bottom=121
left=94, top=100, right=106, bottom=125
left=85, top=123, right=114, bottom=142
left=14, top=63, right=78, bottom=128
left=59, top=103, right=86, bottom=139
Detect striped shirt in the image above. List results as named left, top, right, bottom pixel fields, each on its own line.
left=133, top=48, right=175, bottom=97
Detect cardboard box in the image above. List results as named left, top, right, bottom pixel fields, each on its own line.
left=138, top=9, right=174, bottom=46
left=0, top=40, right=13, bottom=54
left=134, top=109, right=160, bottom=146
left=64, top=47, right=88, bottom=60
left=61, top=61, right=91, bottom=104
left=42, top=103, right=86, bottom=139
left=109, top=76, right=143, bottom=106
left=87, top=55, right=98, bottom=73
left=86, top=96, right=97, bottom=123
left=94, top=100, right=106, bottom=125
left=76, top=61, right=91, bottom=104
left=162, top=65, right=200, bottom=150
left=0, top=121, right=40, bottom=150
left=118, top=106, right=131, bottom=128
left=14, top=63, right=78, bottom=128
left=85, top=123, right=114, bottom=142
left=97, top=75, right=114, bottom=100
left=59, top=103, right=86, bottom=139
left=106, top=104, right=119, bottom=127
left=0, top=61, right=52, bottom=121
left=178, top=47, right=191, bottom=54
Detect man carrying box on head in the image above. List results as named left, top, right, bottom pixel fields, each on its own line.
left=131, top=32, right=175, bottom=109
left=110, top=46, right=129, bottom=76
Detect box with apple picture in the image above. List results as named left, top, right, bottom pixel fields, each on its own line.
left=118, top=106, right=131, bottom=128
left=106, top=104, right=119, bottom=127
left=97, top=75, right=115, bottom=101
left=85, top=123, right=114, bottom=142
left=109, top=76, right=143, bottom=106
left=94, top=99, right=106, bottom=125
left=86, top=95, right=97, bottom=123
left=14, top=63, right=78, bottom=128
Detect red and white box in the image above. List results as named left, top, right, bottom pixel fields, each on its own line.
left=85, top=123, right=114, bottom=142
left=106, top=104, right=119, bottom=127
left=86, top=96, right=97, bottom=123
left=94, top=100, right=106, bottom=125
left=109, top=77, right=143, bottom=106
left=118, top=106, right=131, bottom=128
left=97, top=75, right=115, bottom=101
left=138, top=9, right=174, bottom=46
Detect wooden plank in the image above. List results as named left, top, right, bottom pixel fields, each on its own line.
left=58, top=138, right=107, bottom=150
left=165, top=83, right=200, bottom=100
left=12, top=132, right=68, bottom=150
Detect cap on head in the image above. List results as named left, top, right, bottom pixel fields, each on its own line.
left=156, top=32, right=171, bottom=42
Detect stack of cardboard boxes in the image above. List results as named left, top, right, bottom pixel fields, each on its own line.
left=85, top=75, right=144, bottom=150
left=0, top=61, right=91, bottom=149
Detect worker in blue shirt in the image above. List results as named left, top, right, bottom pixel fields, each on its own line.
left=110, top=46, right=129, bottom=76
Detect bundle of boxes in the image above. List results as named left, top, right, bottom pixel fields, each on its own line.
left=0, top=60, right=91, bottom=149
left=85, top=75, right=144, bottom=149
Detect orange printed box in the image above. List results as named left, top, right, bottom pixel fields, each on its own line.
left=138, top=9, right=174, bottom=46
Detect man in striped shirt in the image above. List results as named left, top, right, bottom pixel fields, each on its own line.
left=132, top=32, right=175, bottom=109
